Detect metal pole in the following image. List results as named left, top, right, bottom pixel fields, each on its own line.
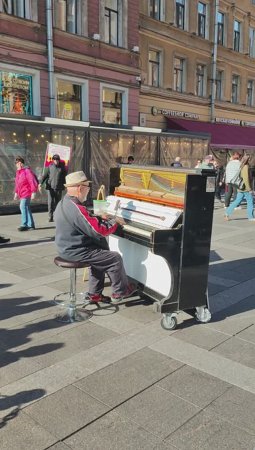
left=210, top=0, right=219, bottom=122
left=46, top=0, right=55, bottom=117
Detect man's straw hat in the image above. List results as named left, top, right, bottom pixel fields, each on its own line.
left=64, top=171, right=91, bottom=187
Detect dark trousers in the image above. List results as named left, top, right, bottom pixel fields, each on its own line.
left=48, top=189, right=62, bottom=218
left=225, top=183, right=237, bottom=207
left=79, top=248, right=129, bottom=295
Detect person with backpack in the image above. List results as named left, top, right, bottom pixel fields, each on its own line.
left=224, top=155, right=254, bottom=221
left=14, top=156, right=39, bottom=231
left=39, top=154, right=67, bottom=222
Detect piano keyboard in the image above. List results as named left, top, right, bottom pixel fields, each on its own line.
left=122, top=224, right=152, bottom=238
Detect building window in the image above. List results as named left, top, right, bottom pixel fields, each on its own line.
left=104, top=0, right=119, bottom=46
left=0, top=71, right=33, bottom=115
left=174, top=57, right=184, bottom=92
left=101, top=85, right=128, bottom=125
left=249, top=28, right=255, bottom=57
left=0, top=0, right=38, bottom=20
left=231, top=75, right=239, bottom=103
left=196, top=64, right=205, bottom=96
left=54, top=0, right=86, bottom=35
left=56, top=77, right=88, bottom=121
left=233, top=20, right=241, bottom=51
left=247, top=80, right=254, bottom=106
left=148, top=50, right=160, bottom=87
left=198, top=2, right=206, bottom=38
left=217, top=12, right=224, bottom=45
left=176, top=0, right=185, bottom=29
left=215, top=70, right=223, bottom=100
left=149, top=0, right=162, bottom=20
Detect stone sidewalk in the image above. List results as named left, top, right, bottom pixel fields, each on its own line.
left=0, top=204, right=255, bottom=450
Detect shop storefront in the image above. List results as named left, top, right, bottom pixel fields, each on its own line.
left=0, top=117, right=210, bottom=212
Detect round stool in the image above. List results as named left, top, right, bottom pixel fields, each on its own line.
left=53, top=256, right=92, bottom=323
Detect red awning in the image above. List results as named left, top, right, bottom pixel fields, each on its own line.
left=166, top=117, right=255, bottom=150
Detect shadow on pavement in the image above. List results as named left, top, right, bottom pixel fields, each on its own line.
left=4, top=238, right=54, bottom=249
left=0, top=284, right=12, bottom=289
left=0, top=296, right=54, bottom=321
left=0, top=389, right=46, bottom=429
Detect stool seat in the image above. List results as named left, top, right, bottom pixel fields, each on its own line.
left=54, top=256, right=90, bottom=270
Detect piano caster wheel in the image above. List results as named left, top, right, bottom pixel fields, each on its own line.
left=195, top=307, right=211, bottom=323
left=161, top=314, right=177, bottom=331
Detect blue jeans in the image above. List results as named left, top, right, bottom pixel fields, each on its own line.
left=226, top=192, right=254, bottom=219
left=20, top=198, right=35, bottom=228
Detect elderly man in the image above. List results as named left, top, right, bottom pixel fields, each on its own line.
left=54, top=171, right=137, bottom=304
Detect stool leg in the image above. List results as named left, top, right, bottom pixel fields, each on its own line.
left=67, top=268, right=77, bottom=321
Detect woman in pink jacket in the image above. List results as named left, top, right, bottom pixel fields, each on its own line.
left=14, top=156, right=38, bottom=231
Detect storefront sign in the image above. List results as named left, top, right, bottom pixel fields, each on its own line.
left=151, top=106, right=199, bottom=120
left=0, top=71, right=33, bottom=115
left=241, top=120, right=255, bottom=127
left=215, top=117, right=241, bottom=125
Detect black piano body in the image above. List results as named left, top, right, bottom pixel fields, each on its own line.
left=107, top=165, right=215, bottom=330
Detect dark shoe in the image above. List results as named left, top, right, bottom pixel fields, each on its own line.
left=0, top=236, right=10, bottom=244
left=111, top=283, right=138, bottom=304
left=18, top=226, right=29, bottom=231
left=86, top=293, right=111, bottom=304
left=48, top=218, right=54, bottom=222
left=28, top=226, right=35, bottom=230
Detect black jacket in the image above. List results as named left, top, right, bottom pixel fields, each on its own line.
left=41, top=163, right=66, bottom=190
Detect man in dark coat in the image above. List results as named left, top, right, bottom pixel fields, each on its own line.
left=39, top=154, right=67, bottom=222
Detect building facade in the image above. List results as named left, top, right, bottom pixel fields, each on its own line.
left=0, top=0, right=140, bottom=125
left=139, top=0, right=255, bottom=138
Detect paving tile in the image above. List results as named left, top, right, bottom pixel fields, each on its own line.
left=64, top=410, right=161, bottom=450
left=47, top=443, right=71, bottom=450
left=211, top=336, right=255, bottom=369
left=115, top=386, right=200, bottom=439
left=166, top=408, right=255, bottom=450
left=0, top=348, right=43, bottom=388
left=13, top=321, right=117, bottom=368
left=157, top=365, right=230, bottom=408
left=25, top=385, right=110, bottom=440
left=117, top=301, right=161, bottom=324
left=204, top=314, right=255, bottom=336
left=206, top=386, right=255, bottom=435
left=236, top=323, right=255, bottom=344
left=0, top=411, right=57, bottom=450
left=173, top=324, right=229, bottom=350
left=75, top=348, right=183, bottom=407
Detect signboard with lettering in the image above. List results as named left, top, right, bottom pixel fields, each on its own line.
left=0, top=71, right=33, bottom=115
left=44, top=143, right=72, bottom=170
left=151, top=106, right=199, bottom=120
left=215, top=117, right=241, bottom=125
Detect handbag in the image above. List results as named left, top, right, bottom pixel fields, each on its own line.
left=230, top=171, right=245, bottom=190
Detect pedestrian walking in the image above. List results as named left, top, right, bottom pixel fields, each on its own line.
left=14, top=156, right=38, bottom=231
left=127, top=155, right=134, bottom=164
left=39, top=154, right=66, bottom=222
left=213, top=160, right=225, bottom=201
left=224, top=155, right=254, bottom=221
left=224, top=152, right=241, bottom=207
left=54, top=171, right=137, bottom=304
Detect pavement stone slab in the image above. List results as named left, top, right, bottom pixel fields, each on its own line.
left=211, top=335, right=255, bottom=369
left=236, top=323, right=255, bottom=343
left=157, top=365, right=231, bottom=408
left=75, top=348, right=183, bottom=408
left=166, top=408, right=255, bottom=450
left=0, top=410, right=57, bottom=450
left=64, top=410, right=162, bottom=450
left=172, top=323, right=230, bottom=350
left=205, top=385, right=255, bottom=435
left=115, top=385, right=200, bottom=439
left=25, top=385, right=110, bottom=440
left=47, top=443, right=72, bottom=450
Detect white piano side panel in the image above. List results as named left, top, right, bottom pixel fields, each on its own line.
left=108, top=235, right=172, bottom=297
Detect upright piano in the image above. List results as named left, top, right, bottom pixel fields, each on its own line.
left=106, top=165, right=215, bottom=330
